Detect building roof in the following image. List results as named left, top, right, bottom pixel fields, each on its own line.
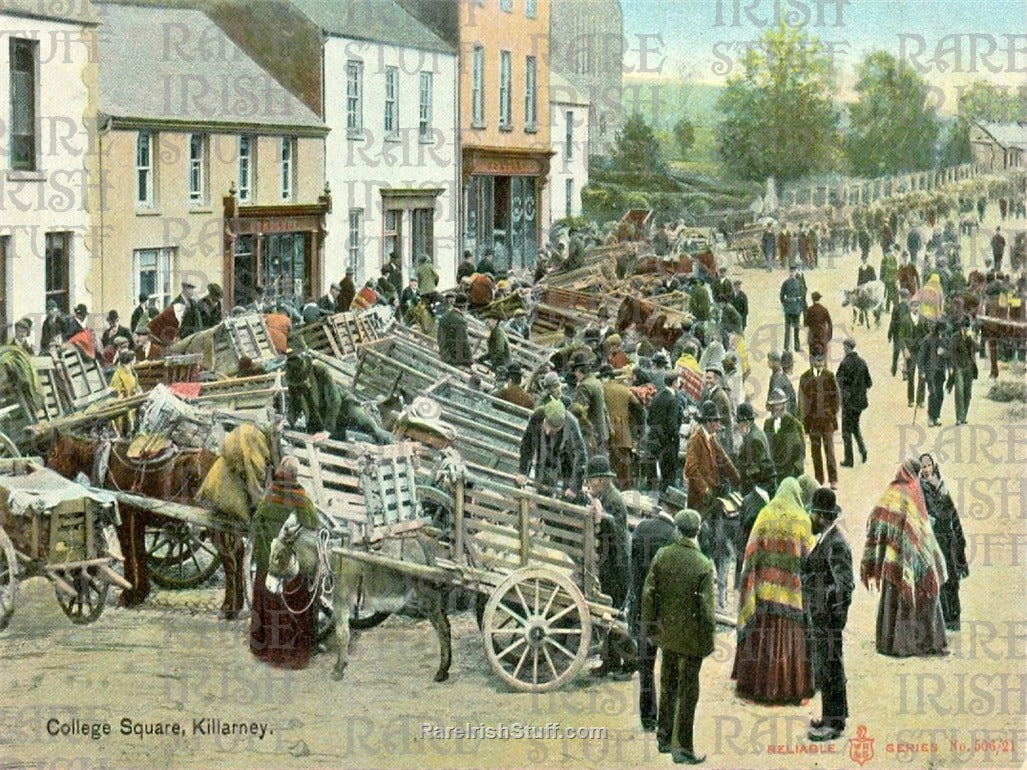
left=1, top=0, right=99, bottom=24
left=288, top=0, right=454, bottom=54
left=549, top=72, right=590, bottom=107
left=96, top=2, right=326, bottom=133
left=976, top=121, right=1027, bottom=150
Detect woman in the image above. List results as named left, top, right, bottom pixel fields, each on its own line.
left=109, top=349, right=141, bottom=434
left=919, top=454, right=969, bottom=631
left=732, top=477, right=816, bottom=704
left=861, top=459, right=948, bottom=656
left=249, top=456, right=318, bottom=670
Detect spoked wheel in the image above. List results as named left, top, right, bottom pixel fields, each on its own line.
left=145, top=522, right=221, bottom=589
left=482, top=567, right=592, bottom=693
left=0, top=527, right=19, bottom=632
left=56, top=567, right=109, bottom=625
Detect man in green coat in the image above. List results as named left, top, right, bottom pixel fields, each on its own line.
left=436, top=294, right=472, bottom=367
left=477, top=315, right=510, bottom=373
left=763, top=387, right=805, bottom=482
left=641, top=508, right=715, bottom=765
left=285, top=352, right=390, bottom=443
left=571, top=354, right=610, bottom=454
left=416, top=254, right=440, bottom=307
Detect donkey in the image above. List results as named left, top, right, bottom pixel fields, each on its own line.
left=265, top=515, right=452, bottom=682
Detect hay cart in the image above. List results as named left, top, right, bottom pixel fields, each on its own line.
left=0, top=457, right=130, bottom=630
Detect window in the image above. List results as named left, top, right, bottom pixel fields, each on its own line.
left=565, top=178, right=574, bottom=218
left=524, top=56, right=537, bottom=130
left=348, top=208, right=364, bottom=284
left=237, top=135, right=254, bottom=202
left=188, top=134, right=206, bottom=205
left=500, top=0, right=512, bottom=10
left=499, top=51, right=512, bottom=129
left=346, top=60, right=363, bottom=136
left=565, top=111, right=574, bottom=159
left=418, top=72, right=433, bottom=141
left=471, top=45, right=485, bottom=127
left=136, top=132, right=154, bottom=207
left=44, top=232, right=70, bottom=314
left=526, top=0, right=536, bottom=18
left=384, top=66, right=399, bottom=139
left=10, top=39, right=38, bottom=171
left=412, top=208, right=434, bottom=262
left=383, top=209, right=401, bottom=266
left=133, top=247, right=175, bottom=310
left=280, top=137, right=294, bottom=201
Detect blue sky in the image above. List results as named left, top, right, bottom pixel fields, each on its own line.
left=620, top=0, right=1027, bottom=112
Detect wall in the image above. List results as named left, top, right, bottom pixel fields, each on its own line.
left=545, top=98, right=589, bottom=225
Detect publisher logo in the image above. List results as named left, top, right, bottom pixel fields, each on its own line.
left=849, top=725, right=875, bottom=767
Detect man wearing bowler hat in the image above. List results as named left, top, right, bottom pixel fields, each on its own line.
left=799, top=346, right=840, bottom=489
left=735, top=402, right=776, bottom=495
left=779, top=263, right=805, bottom=353
left=684, top=400, right=740, bottom=512
left=804, top=290, right=833, bottom=357
left=646, top=371, right=684, bottom=492
left=496, top=363, right=534, bottom=409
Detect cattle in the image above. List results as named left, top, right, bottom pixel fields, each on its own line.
left=841, top=279, right=885, bottom=330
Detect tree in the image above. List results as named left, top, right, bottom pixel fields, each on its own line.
left=941, top=81, right=1026, bottom=164
left=673, top=117, right=696, bottom=159
left=846, top=52, right=939, bottom=176
left=716, top=22, right=839, bottom=182
left=611, top=112, right=666, bottom=175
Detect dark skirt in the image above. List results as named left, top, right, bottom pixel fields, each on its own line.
left=875, top=580, right=947, bottom=657
left=732, top=611, right=813, bottom=705
left=249, top=570, right=313, bottom=670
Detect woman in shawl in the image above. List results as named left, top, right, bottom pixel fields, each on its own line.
left=918, top=272, right=945, bottom=321
left=861, top=459, right=948, bottom=656
left=919, top=454, right=968, bottom=631
left=249, top=456, right=318, bottom=669
left=732, top=477, right=816, bottom=704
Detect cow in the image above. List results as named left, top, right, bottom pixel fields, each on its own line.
left=841, top=279, right=885, bottom=330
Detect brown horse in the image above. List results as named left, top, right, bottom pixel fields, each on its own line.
left=616, top=296, right=686, bottom=352
left=45, top=434, right=246, bottom=616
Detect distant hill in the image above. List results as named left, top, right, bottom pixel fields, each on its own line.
left=621, top=76, right=724, bottom=130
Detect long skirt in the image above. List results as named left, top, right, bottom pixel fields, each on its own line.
left=249, top=570, right=313, bottom=670
left=731, top=611, right=813, bottom=705
left=875, top=581, right=947, bottom=657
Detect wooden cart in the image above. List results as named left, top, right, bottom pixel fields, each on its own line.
left=0, top=457, right=130, bottom=630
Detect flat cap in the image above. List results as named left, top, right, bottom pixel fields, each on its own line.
left=674, top=508, right=702, bottom=535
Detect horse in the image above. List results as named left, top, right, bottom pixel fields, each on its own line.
left=841, top=279, right=885, bottom=330
left=266, top=516, right=452, bottom=682
left=615, top=296, right=686, bottom=352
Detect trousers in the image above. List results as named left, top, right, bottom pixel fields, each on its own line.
left=841, top=409, right=866, bottom=463
left=952, top=369, right=973, bottom=423
left=657, top=650, right=703, bottom=753
left=808, top=431, right=838, bottom=485
left=783, top=314, right=801, bottom=352
left=638, top=636, right=658, bottom=728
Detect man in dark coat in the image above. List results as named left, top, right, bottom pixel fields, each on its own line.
left=337, top=267, right=356, bottom=312
left=856, top=254, right=876, bottom=286
left=761, top=223, right=776, bottom=270
left=100, top=309, right=131, bottom=350
left=318, top=282, right=340, bottom=316
left=572, top=355, right=611, bottom=455
left=729, top=279, right=749, bottom=331
left=198, top=283, right=224, bottom=329
left=919, top=454, right=969, bottom=630
left=646, top=372, right=683, bottom=492
left=735, top=402, right=775, bottom=494
left=906, top=225, right=923, bottom=265
left=476, top=249, right=497, bottom=278
left=630, top=501, right=678, bottom=732
left=835, top=337, right=872, bottom=467
left=899, top=297, right=930, bottom=409
left=436, top=294, right=472, bottom=367
left=763, top=387, right=805, bottom=481
left=887, top=287, right=911, bottom=376
left=918, top=321, right=949, bottom=427
left=516, top=400, right=587, bottom=498
left=804, top=291, right=833, bottom=356
left=456, top=250, right=476, bottom=281
left=285, top=352, right=389, bottom=443
left=801, top=488, right=854, bottom=742
left=767, top=351, right=798, bottom=417
left=948, top=318, right=977, bottom=425
left=991, top=227, right=1006, bottom=272
left=798, top=346, right=840, bottom=489
left=779, top=264, right=805, bottom=352
left=477, top=316, right=511, bottom=373
left=641, top=508, right=715, bottom=764
left=857, top=227, right=871, bottom=260
left=129, top=293, right=159, bottom=335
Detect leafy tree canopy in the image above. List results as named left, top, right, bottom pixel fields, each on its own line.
left=942, top=81, right=1026, bottom=164
left=612, top=112, right=667, bottom=175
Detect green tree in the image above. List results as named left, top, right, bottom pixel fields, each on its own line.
left=846, top=52, right=939, bottom=175
left=716, top=22, right=839, bottom=182
left=673, top=117, right=696, bottom=158
left=612, top=112, right=666, bottom=175
left=941, top=81, right=1026, bottom=164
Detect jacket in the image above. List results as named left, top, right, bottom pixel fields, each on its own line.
left=803, top=302, right=833, bottom=350
left=898, top=312, right=930, bottom=356
left=646, top=386, right=682, bottom=445
left=337, top=277, right=356, bottom=312
left=517, top=409, right=587, bottom=494
left=780, top=276, right=805, bottom=317
left=736, top=425, right=776, bottom=494
left=683, top=426, right=740, bottom=509
left=603, top=380, right=645, bottom=450
left=835, top=350, right=872, bottom=412
left=641, top=538, right=716, bottom=657
left=798, top=367, right=839, bottom=434
left=629, top=512, right=678, bottom=628
left=416, top=262, right=439, bottom=294
left=572, top=374, right=611, bottom=450
left=763, top=412, right=805, bottom=480
left=437, top=310, right=472, bottom=366
left=597, top=484, right=630, bottom=608
left=800, top=525, right=854, bottom=626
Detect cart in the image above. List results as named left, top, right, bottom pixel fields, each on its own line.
left=0, top=457, right=129, bottom=630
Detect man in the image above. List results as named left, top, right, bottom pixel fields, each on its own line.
left=631, top=501, right=678, bottom=732
left=779, top=263, right=805, bottom=353
left=652, top=222, right=671, bottom=257
left=496, top=363, right=534, bottom=409
left=735, top=402, right=775, bottom=495
left=285, top=351, right=390, bottom=443
left=476, top=249, right=497, bottom=278
left=376, top=270, right=398, bottom=307
left=100, top=309, right=131, bottom=350
left=897, top=251, right=920, bottom=297
left=712, top=266, right=733, bottom=304
left=477, top=315, right=510, bottom=373
left=161, top=280, right=204, bottom=340
left=804, top=291, right=833, bottom=356
left=880, top=245, right=899, bottom=312
left=729, top=279, right=749, bottom=331
left=857, top=226, right=871, bottom=261
left=761, top=223, right=776, bottom=271
left=948, top=318, right=977, bottom=425
left=684, top=400, right=740, bottom=512
left=437, top=294, right=472, bottom=367
left=416, top=254, right=440, bottom=308
left=764, top=387, right=805, bottom=482
left=399, top=278, right=421, bottom=318
left=318, top=282, right=340, bottom=315
left=777, top=226, right=792, bottom=269
left=599, top=362, right=645, bottom=489
left=456, top=250, right=476, bottom=281
left=918, top=321, right=949, bottom=427
left=991, top=226, right=1006, bottom=273
left=899, top=297, right=930, bottom=409
left=799, top=346, right=840, bottom=489
left=887, top=288, right=911, bottom=377
left=337, top=267, right=356, bottom=312
left=538, top=369, right=568, bottom=407
left=571, top=355, right=610, bottom=455
left=646, top=372, right=683, bottom=492
left=516, top=400, right=587, bottom=498
left=129, top=293, right=159, bottom=335
left=835, top=338, right=871, bottom=467
left=701, top=365, right=734, bottom=455
left=767, top=351, right=798, bottom=417
left=801, top=488, right=854, bottom=742
left=856, top=254, right=876, bottom=286
left=586, top=456, right=632, bottom=678
left=906, top=224, right=923, bottom=265
left=40, top=299, right=64, bottom=350
left=641, top=508, right=715, bottom=765
left=12, top=318, right=34, bottom=354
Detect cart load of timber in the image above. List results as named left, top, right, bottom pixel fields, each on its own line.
left=0, top=456, right=129, bottom=630
left=134, top=354, right=202, bottom=392
left=287, top=310, right=392, bottom=359
left=161, top=312, right=278, bottom=375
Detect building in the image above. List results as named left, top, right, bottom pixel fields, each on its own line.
left=549, top=0, right=622, bottom=158
left=546, top=72, right=589, bottom=224
left=0, top=1, right=99, bottom=347
left=93, top=1, right=329, bottom=314
left=970, top=121, right=1027, bottom=172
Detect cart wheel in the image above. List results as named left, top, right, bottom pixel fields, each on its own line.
left=56, top=568, right=109, bottom=625
left=145, top=522, right=221, bottom=589
left=0, top=527, right=19, bottom=632
left=0, top=431, right=19, bottom=459
left=481, top=566, right=591, bottom=693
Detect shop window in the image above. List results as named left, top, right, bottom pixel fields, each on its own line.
left=44, top=232, right=70, bottom=314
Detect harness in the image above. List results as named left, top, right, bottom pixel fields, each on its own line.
left=281, top=527, right=334, bottom=616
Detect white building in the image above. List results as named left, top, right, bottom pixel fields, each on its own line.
left=289, top=0, right=460, bottom=289
left=546, top=72, right=590, bottom=226
left=0, top=0, right=98, bottom=346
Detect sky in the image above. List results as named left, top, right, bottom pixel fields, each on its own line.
left=619, top=0, right=1027, bottom=113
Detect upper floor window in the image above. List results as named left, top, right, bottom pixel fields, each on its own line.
left=188, top=133, right=207, bottom=205
left=280, top=137, right=295, bottom=201
left=346, top=60, right=364, bottom=137
left=471, top=45, right=485, bottom=128
left=9, top=39, right=38, bottom=171
left=136, top=132, right=154, bottom=206
left=565, top=111, right=574, bottom=160
left=499, top=51, right=512, bottom=130
left=526, top=0, right=536, bottom=18
left=237, top=135, right=254, bottom=202
left=419, top=72, right=433, bottom=141
left=524, top=56, right=537, bottom=130
left=384, top=66, right=399, bottom=139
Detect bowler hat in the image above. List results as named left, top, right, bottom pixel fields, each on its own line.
left=768, top=351, right=782, bottom=363
left=697, top=400, right=721, bottom=422
left=810, top=487, right=841, bottom=519
left=810, top=345, right=826, bottom=359
left=597, top=362, right=615, bottom=379
left=74, top=303, right=88, bottom=317
left=766, top=388, right=789, bottom=407
left=506, top=363, right=524, bottom=378
left=570, top=351, right=591, bottom=370
left=736, top=402, right=755, bottom=422
left=674, top=508, right=702, bottom=536
left=207, top=283, right=223, bottom=299
left=780, top=351, right=794, bottom=367
left=345, top=267, right=354, bottom=275
left=586, top=456, right=615, bottom=479
left=453, top=293, right=469, bottom=308
left=662, top=371, right=678, bottom=387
